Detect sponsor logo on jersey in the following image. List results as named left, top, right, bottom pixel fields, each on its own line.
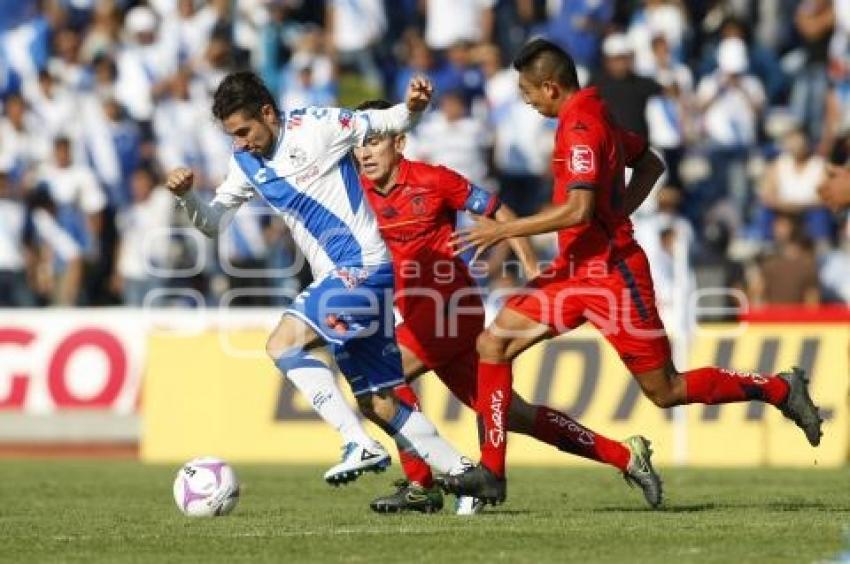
left=295, top=165, right=320, bottom=185
left=253, top=168, right=269, bottom=183
left=569, top=145, right=595, bottom=174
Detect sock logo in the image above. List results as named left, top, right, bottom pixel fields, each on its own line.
left=720, top=368, right=769, bottom=385
left=312, top=392, right=331, bottom=410
left=488, top=390, right=505, bottom=448
left=546, top=411, right=596, bottom=446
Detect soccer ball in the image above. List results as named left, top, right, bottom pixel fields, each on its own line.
left=172, top=456, right=240, bottom=517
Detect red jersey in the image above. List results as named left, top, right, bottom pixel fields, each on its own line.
left=550, top=87, right=649, bottom=272
left=360, top=159, right=500, bottom=308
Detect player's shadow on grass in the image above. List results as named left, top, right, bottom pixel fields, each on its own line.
left=592, top=500, right=840, bottom=513
left=591, top=503, right=718, bottom=513
left=469, top=509, right=534, bottom=516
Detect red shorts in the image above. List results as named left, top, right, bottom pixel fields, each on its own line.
left=505, top=244, right=671, bottom=374
left=395, top=293, right=483, bottom=409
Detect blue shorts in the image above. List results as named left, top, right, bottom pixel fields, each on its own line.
left=284, top=263, right=404, bottom=396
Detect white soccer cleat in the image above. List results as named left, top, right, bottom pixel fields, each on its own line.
left=323, top=441, right=391, bottom=486
left=455, top=495, right=485, bottom=516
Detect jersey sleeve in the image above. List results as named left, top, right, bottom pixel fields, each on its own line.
left=309, top=104, right=420, bottom=164
left=616, top=126, right=650, bottom=167
left=437, top=166, right=501, bottom=217
left=558, top=125, right=605, bottom=191
left=304, top=106, right=372, bottom=148
left=177, top=156, right=254, bottom=237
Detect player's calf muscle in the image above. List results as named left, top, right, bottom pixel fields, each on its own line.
left=506, top=394, right=537, bottom=434
left=635, top=363, right=685, bottom=408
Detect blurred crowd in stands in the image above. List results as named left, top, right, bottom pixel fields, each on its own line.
left=1, top=0, right=850, bottom=318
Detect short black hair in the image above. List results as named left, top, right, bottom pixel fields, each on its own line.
left=512, top=38, right=579, bottom=89
left=212, top=71, right=279, bottom=121
left=355, top=99, right=393, bottom=111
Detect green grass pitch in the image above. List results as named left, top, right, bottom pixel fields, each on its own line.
left=0, top=461, right=848, bottom=563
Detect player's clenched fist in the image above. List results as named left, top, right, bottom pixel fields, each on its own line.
left=405, top=75, right=433, bottom=113
left=165, top=167, right=194, bottom=196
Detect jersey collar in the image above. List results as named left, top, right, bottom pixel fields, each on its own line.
left=558, top=86, right=598, bottom=121
left=361, top=158, right=411, bottom=197
left=264, top=115, right=285, bottom=161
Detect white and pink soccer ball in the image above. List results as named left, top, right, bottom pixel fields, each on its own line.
left=172, top=457, right=240, bottom=517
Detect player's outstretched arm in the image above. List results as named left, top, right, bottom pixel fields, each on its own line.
left=450, top=191, right=595, bottom=262
left=166, top=167, right=246, bottom=238
left=491, top=204, right=540, bottom=278
left=622, top=149, right=666, bottom=216
left=357, top=76, right=433, bottom=137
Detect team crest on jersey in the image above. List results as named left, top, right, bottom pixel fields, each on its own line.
left=380, top=206, right=399, bottom=218
left=569, top=145, right=595, bottom=174
left=411, top=195, right=428, bottom=216
left=287, top=146, right=308, bottom=167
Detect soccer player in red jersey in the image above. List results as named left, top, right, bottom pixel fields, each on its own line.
left=353, top=99, right=663, bottom=514
left=438, top=39, right=824, bottom=504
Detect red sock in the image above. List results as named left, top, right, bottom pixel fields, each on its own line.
left=683, top=367, right=789, bottom=406
left=532, top=406, right=630, bottom=471
left=393, top=384, right=433, bottom=487
left=477, top=362, right=512, bottom=478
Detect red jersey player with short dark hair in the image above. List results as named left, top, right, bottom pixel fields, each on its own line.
left=437, top=38, right=824, bottom=505
left=354, top=99, right=664, bottom=514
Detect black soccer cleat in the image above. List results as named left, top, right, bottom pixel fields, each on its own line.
left=370, top=480, right=444, bottom=514
left=622, top=435, right=663, bottom=509
left=778, top=366, right=824, bottom=447
left=435, top=464, right=506, bottom=506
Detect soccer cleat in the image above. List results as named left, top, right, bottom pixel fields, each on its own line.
left=323, top=441, right=391, bottom=486
left=369, top=479, right=444, bottom=514
left=455, top=496, right=485, bottom=516
left=434, top=464, right=506, bottom=506
left=622, top=435, right=663, bottom=509
left=778, top=366, right=824, bottom=447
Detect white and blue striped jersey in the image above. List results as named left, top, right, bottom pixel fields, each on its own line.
left=179, top=104, right=419, bottom=280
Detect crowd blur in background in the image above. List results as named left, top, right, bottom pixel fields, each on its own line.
left=0, top=0, right=849, bottom=317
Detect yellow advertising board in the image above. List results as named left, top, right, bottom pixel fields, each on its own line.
left=141, top=324, right=849, bottom=466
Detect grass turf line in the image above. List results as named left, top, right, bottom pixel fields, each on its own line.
left=0, top=462, right=847, bottom=563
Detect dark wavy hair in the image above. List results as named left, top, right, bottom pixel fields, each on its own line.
left=212, top=71, right=279, bottom=121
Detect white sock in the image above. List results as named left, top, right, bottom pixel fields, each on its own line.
left=275, top=351, right=375, bottom=447
left=388, top=404, right=468, bottom=474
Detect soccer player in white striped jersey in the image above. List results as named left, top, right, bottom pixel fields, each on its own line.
left=165, top=72, right=473, bottom=487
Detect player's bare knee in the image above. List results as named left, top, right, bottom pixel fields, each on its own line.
left=476, top=330, right=509, bottom=362
left=372, top=393, right=398, bottom=423
left=356, top=395, right=379, bottom=422
left=265, top=332, right=294, bottom=361
left=644, top=387, right=677, bottom=408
